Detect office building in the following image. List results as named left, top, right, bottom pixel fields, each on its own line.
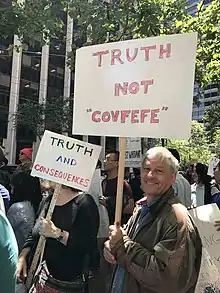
left=186, top=0, right=219, bottom=122
left=0, top=16, right=116, bottom=163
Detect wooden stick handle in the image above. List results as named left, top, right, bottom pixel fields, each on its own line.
left=114, top=137, right=126, bottom=225
left=26, top=184, right=61, bottom=289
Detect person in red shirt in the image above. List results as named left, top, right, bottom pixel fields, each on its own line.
left=100, top=150, right=134, bottom=225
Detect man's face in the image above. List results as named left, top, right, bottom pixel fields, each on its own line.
left=141, top=155, right=176, bottom=197
left=104, top=153, right=118, bottom=173
left=19, top=152, right=28, bottom=163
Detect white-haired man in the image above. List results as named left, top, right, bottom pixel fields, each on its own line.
left=104, top=147, right=202, bottom=293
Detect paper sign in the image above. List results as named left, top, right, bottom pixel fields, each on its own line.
left=189, top=204, right=220, bottom=292
left=73, top=33, right=197, bottom=139
left=125, top=137, right=142, bottom=168
left=208, top=158, right=220, bottom=177
left=31, top=130, right=102, bottom=192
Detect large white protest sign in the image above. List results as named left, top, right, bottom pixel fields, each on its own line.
left=125, top=137, right=142, bottom=168
left=189, top=204, right=220, bottom=292
left=31, top=130, right=102, bottom=192
left=73, top=33, right=197, bottom=139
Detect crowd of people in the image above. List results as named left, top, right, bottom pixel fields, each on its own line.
left=0, top=145, right=220, bottom=293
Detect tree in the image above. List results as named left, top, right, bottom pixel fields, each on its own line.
left=10, top=0, right=188, bottom=136
left=5, top=0, right=219, bottom=139
left=167, top=121, right=213, bottom=165
left=179, top=0, right=220, bottom=88
left=66, top=0, right=189, bottom=68
left=13, top=96, right=73, bottom=140
left=0, top=0, right=64, bottom=46
left=204, top=99, right=220, bottom=142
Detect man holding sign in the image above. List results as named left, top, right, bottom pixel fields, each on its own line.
left=104, top=147, right=202, bottom=293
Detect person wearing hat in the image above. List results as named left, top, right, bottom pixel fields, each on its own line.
left=16, top=148, right=33, bottom=173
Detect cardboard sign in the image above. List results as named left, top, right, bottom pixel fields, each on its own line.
left=189, top=204, right=220, bottom=292
left=208, top=158, right=220, bottom=177
left=125, top=137, right=142, bottom=168
left=73, top=33, right=197, bottom=139
left=31, top=130, right=102, bottom=192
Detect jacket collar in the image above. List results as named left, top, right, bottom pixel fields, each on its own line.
left=131, top=187, right=174, bottom=238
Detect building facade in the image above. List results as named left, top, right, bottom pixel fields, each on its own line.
left=0, top=16, right=117, bottom=163
left=186, top=0, right=219, bottom=122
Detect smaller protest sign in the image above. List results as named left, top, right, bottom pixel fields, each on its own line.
left=189, top=204, right=220, bottom=293
left=31, top=130, right=102, bottom=192
left=125, top=137, right=142, bottom=168
left=208, top=158, right=220, bottom=177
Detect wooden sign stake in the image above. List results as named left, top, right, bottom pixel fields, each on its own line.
left=26, top=183, right=61, bottom=289
left=114, top=137, right=126, bottom=225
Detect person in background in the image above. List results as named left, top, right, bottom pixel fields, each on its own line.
left=10, top=168, right=42, bottom=213
left=100, top=150, right=134, bottom=225
left=128, top=168, right=143, bottom=202
left=191, top=163, right=212, bottom=207
left=185, top=163, right=196, bottom=185
left=0, top=183, right=10, bottom=212
left=0, top=193, right=5, bottom=213
left=17, top=185, right=99, bottom=293
left=0, top=147, right=11, bottom=195
left=88, top=160, right=109, bottom=270
left=211, top=161, right=220, bottom=208
left=124, top=168, right=130, bottom=181
left=88, top=160, right=110, bottom=293
left=15, top=147, right=33, bottom=173
left=168, top=148, right=192, bottom=207
left=7, top=169, right=42, bottom=252
left=104, top=147, right=202, bottom=293
left=1, top=156, right=8, bottom=168
left=0, top=210, right=18, bottom=293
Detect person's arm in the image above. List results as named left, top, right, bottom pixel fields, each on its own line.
left=66, top=194, right=99, bottom=253
left=0, top=212, right=18, bottom=293
left=0, top=195, right=5, bottom=213
left=111, top=218, right=200, bottom=292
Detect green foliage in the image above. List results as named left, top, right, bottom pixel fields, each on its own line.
left=14, top=96, right=73, bottom=139
left=0, top=0, right=64, bottom=46
left=167, top=121, right=213, bottom=165
left=1, top=0, right=219, bottom=85
left=204, top=99, right=220, bottom=142
left=180, top=0, right=220, bottom=87
left=3, top=0, right=219, bottom=141
left=66, top=0, right=189, bottom=69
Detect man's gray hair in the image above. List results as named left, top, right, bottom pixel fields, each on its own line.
left=142, top=147, right=179, bottom=174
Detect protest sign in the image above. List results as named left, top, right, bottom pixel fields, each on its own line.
left=189, top=204, right=220, bottom=292
left=31, top=130, right=102, bottom=192
left=125, top=137, right=142, bottom=168
left=73, top=33, right=197, bottom=139
left=208, top=157, right=220, bottom=177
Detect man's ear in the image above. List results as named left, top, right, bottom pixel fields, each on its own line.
left=172, top=173, right=177, bottom=184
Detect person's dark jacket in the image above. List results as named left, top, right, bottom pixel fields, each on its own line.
left=0, top=168, right=11, bottom=195
left=10, top=170, right=42, bottom=213
left=7, top=201, right=35, bottom=252
left=22, top=193, right=99, bottom=281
